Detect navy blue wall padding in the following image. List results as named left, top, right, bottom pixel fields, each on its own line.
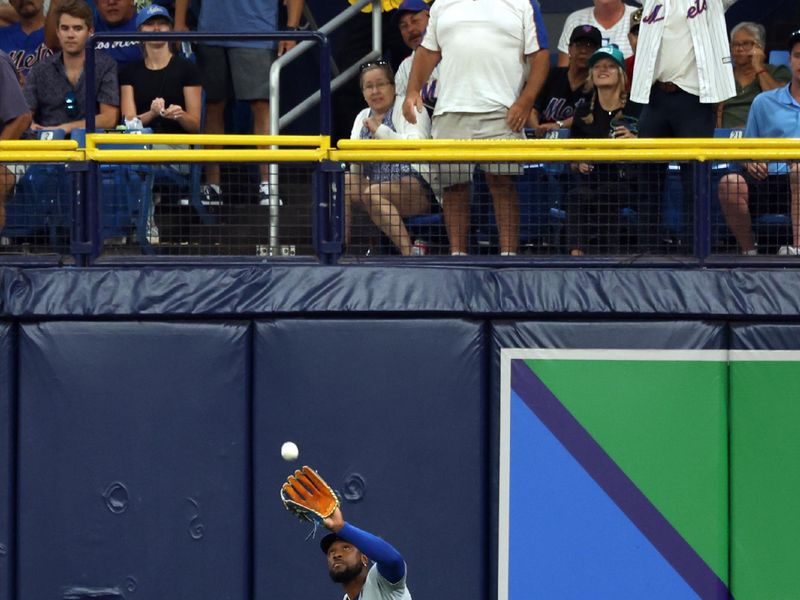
left=730, top=323, right=800, bottom=350
left=17, top=321, right=251, bottom=600
left=6, top=266, right=800, bottom=318
left=0, top=324, right=11, bottom=600
left=252, top=319, right=487, bottom=600
left=487, top=320, right=728, bottom=599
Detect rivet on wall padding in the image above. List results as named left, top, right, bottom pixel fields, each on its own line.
left=342, top=473, right=366, bottom=503
left=102, top=482, right=129, bottom=514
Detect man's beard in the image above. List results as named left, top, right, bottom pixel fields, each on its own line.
left=329, top=561, right=365, bottom=584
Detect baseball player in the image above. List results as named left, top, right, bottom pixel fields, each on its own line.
left=321, top=506, right=412, bottom=600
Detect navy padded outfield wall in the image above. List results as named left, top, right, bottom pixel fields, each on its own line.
left=0, top=323, right=11, bottom=600
left=4, top=266, right=800, bottom=599
left=17, top=322, right=250, bottom=600
left=252, top=319, right=488, bottom=600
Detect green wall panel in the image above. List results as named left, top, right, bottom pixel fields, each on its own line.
left=527, top=357, right=729, bottom=583
left=731, top=360, right=800, bottom=600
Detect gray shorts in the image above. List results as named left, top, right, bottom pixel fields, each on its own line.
left=196, top=46, right=273, bottom=102
left=432, top=110, right=523, bottom=188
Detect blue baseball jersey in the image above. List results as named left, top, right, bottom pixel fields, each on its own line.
left=0, top=23, right=52, bottom=79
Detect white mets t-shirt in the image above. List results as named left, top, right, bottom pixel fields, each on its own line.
left=420, top=0, right=543, bottom=116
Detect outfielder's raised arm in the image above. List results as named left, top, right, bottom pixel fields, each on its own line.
left=332, top=521, right=407, bottom=584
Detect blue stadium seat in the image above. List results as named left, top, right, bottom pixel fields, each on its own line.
left=1, top=129, right=72, bottom=250
left=768, top=50, right=789, bottom=68
left=71, top=128, right=156, bottom=253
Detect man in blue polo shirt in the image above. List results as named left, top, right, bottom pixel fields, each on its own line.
left=0, top=0, right=53, bottom=82
left=45, top=0, right=143, bottom=69
left=718, top=29, right=800, bottom=256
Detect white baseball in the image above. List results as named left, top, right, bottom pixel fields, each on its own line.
left=281, top=441, right=299, bottom=461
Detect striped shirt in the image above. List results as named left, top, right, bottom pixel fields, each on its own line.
left=630, top=0, right=738, bottom=104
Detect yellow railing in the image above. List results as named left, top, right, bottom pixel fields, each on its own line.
left=84, top=133, right=330, bottom=163
left=3, top=135, right=800, bottom=164
left=0, top=139, right=82, bottom=162
left=333, top=138, right=800, bottom=163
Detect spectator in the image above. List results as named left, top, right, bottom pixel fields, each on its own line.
left=717, top=22, right=791, bottom=129
left=0, top=0, right=53, bottom=82
left=394, top=0, right=438, bottom=114
left=631, top=0, right=739, bottom=252
left=718, top=30, right=800, bottom=256
left=624, top=7, right=641, bottom=89
left=0, top=48, right=33, bottom=231
left=174, top=0, right=305, bottom=206
left=529, top=24, right=600, bottom=137
left=403, top=0, right=549, bottom=256
left=24, top=0, right=119, bottom=134
left=46, top=0, right=141, bottom=69
left=119, top=4, right=200, bottom=135
left=631, top=0, right=738, bottom=137
left=566, top=44, right=641, bottom=256
left=557, top=0, right=639, bottom=67
left=346, top=60, right=435, bottom=256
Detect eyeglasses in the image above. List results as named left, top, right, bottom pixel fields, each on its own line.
left=730, top=40, right=756, bottom=50
left=363, top=81, right=393, bottom=92
left=64, top=90, right=78, bottom=118
left=360, top=59, right=390, bottom=72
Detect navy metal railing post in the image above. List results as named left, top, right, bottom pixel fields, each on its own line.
left=694, top=161, right=711, bottom=261
left=313, top=161, right=344, bottom=264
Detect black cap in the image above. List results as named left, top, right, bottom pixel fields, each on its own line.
left=789, top=29, right=800, bottom=51
left=320, top=532, right=341, bottom=554
left=569, top=25, right=602, bottom=48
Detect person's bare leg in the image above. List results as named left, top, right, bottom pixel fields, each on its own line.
left=485, top=173, right=519, bottom=254
left=442, top=182, right=470, bottom=254
left=364, top=178, right=430, bottom=255
left=343, top=172, right=366, bottom=248
left=204, top=100, right=226, bottom=188
left=718, top=173, right=755, bottom=253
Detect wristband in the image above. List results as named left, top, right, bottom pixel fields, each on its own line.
left=755, top=69, right=766, bottom=76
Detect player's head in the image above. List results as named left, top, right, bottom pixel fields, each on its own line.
left=321, top=533, right=369, bottom=584
left=396, top=0, right=431, bottom=50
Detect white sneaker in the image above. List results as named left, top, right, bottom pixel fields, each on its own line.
left=146, top=224, right=160, bottom=245
left=258, top=183, right=283, bottom=207
left=741, top=248, right=758, bottom=256
left=200, top=184, right=223, bottom=206
left=777, top=245, right=800, bottom=256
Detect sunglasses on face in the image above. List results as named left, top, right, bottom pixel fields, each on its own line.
left=64, top=90, right=78, bottom=119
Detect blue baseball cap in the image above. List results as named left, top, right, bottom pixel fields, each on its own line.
left=397, top=0, right=431, bottom=16
left=588, top=44, right=625, bottom=69
left=135, top=4, right=173, bottom=29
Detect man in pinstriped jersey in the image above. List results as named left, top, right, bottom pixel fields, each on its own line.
left=630, top=0, right=738, bottom=252
left=631, top=0, right=738, bottom=137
